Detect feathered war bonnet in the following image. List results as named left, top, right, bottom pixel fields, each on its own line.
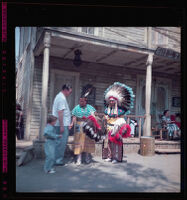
left=104, top=82, right=135, bottom=115
left=80, top=84, right=93, bottom=99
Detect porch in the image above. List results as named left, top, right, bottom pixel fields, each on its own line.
left=27, top=27, right=180, bottom=142
left=16, top=136, right=181, bottom=167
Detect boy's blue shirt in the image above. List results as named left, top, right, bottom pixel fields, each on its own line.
left=44, top=124, right=59, bottom=140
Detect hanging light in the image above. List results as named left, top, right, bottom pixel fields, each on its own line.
left=73, top=49, right=82, bottom=67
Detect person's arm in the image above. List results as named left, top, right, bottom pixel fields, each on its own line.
left=58, top=110, right=64, bottom=133
left=69, top=116, right=76, bottom=129
left=44, top=127, right=61, bottom=139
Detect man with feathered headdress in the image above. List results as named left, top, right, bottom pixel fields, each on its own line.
left=102, top=82, right=135, bottom=164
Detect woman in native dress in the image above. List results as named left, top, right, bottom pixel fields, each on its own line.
left=70, top=96, right=96, bottom=165
left=102, top=82, right=135, bottom=164
left=70, top=85, right=104, bottom=165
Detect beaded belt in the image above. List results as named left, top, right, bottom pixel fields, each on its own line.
left=76, top=118, right=86, bottom=122
left=107, top=123, right=114, bottom=126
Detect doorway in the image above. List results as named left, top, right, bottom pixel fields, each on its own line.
left=49, top=69, right=80, bottom=112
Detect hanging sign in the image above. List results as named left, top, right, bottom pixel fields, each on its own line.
left=155, top=47, right=180, bottom=61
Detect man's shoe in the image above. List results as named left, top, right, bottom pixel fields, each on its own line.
left=76, top=161, right=81, bottom=165
left=48, top=169, right=56, bottom=174
left=85, top=158, right=91, bottom=164
left=112, top=160, right=118, bottom=164
left=104, top=158, right=112, bottom=162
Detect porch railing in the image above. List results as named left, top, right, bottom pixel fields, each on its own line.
left=95, top=113, right=145, bottom=138
left=125, top=115, right=145, bottom=138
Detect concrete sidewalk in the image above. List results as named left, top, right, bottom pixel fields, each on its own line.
left=16, top=153, right=180, bottom=193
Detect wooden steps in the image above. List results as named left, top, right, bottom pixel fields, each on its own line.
left=155, top=148, right=181, bottom=154
left=16, top=140, right=34, bottom=166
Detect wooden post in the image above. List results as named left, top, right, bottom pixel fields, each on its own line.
left=143, top=27, right=153, bottom=137
left=39, top=32, right=51, bottom=141
left=138, top=118, right=142, bottom=138
left=24, top=50, right=35, bottom=141
left=140, top=27, right=155, bottom=156
left=143, top=53, right=153, bottom=136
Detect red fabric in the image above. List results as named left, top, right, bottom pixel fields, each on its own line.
left=170, top=115, right=181, bottom=128
left=170, top=115, right=175, bottom=121
left=109, top=96, right=118, bottom=101
left=87, top=115, right=101, bottom=130
left=119, top=124, right=131, bottom=138
left=109, top=124, right=131, bottom=146
left=175, top=122, right=181, bottom=128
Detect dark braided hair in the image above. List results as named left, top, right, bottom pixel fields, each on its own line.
left=163, top=109, right=169, bottom=115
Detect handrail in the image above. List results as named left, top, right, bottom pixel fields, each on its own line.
left=95, top=113, right=145, bottom=138
left=125, top=115, right=145, bottom=138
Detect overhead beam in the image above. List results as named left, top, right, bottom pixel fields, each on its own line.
left=123, top=55, right=147, bottom=66
left=49, top=28, right=154, bottom=55
left=96, top=50, right=117, bottom=62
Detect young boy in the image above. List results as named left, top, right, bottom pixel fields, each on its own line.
left=44, top=115, right=62, bottom=174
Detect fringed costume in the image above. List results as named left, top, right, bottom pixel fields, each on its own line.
left=72, top=85, right=105, bottom=164
left=102, top=82, right=135, bottom=162
left=72, top=104, right=96, bottom=155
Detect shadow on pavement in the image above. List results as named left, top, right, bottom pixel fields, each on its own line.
left=16, top=154, right=180, bottom=193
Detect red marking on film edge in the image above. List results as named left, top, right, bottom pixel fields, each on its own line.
left=2, top=120, right=8, bottom=173
left=2, top=2, right=7, bottom=43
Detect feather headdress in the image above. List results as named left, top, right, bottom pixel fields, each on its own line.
left=104, top=82, right=135, bottom=115
left=81, top=84, right=93, bottom=98
left=82, top=115, right=106, bottom=142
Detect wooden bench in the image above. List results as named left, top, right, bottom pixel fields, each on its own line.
left=151, top=124, right=169, bottom=140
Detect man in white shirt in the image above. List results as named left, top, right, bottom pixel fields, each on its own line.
left=52, top=84, right=72, bottom=165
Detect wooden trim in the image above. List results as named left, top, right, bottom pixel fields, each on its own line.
left=25, top=52, right=35, bottom=141
left=127, top=115, right=145, bottom=118
left=139, top=118, right=142, bottom=138
left=49, top=72, right=55, bottom=112
left=50, top=29, right=154, bottom=55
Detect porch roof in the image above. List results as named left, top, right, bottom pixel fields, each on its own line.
left=34, top=28, right=181, bottom=78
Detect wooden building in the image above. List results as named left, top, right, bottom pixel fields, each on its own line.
left=16, top=27, right=181, bottom=141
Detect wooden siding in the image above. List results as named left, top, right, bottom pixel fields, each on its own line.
left=29, top=56, right=139, bottom=139
left=18, top=27, right=181, bottom=140
left=30, top=57, right=51, bottom=139
left=16, top=45, right=32, bottom=129
left=44, top=27, right=180, bottom=52
left=29, top=55, right=181, bottom=139
left=103, top=27, right=147, bottom=48
left=170, top=79, right=181, bottom=114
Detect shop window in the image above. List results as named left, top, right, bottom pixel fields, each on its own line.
left=151, top=29, right=168, bottom=47
left=82, top=27, right=94, bottom=34
left=79, top=27, right=99, bottom=36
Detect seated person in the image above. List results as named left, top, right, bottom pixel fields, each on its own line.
left=174, top=113, right=181, bottom=128
left=161, top=110, right=181, bottom=140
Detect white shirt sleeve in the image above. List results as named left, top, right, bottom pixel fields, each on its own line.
left=57, top=98, right=66, bottom=111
